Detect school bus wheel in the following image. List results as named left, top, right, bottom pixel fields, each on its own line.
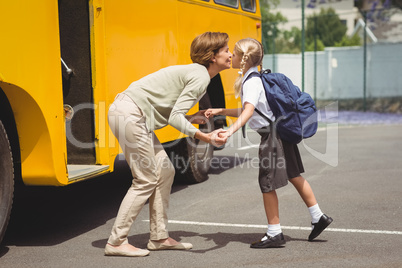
left=0, top=120, right=14, bottom=244
left=182, top=93, right=215, bottom=183
left=166, top=133, right=214, bottom=184
left=185, top=115, right=215, bottom=184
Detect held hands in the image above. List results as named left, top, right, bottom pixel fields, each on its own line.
left=217, top=130, right=230, bottom=140
left=209, top=128, right=228, bottom=147
left=193, top=109, right=229, bottom=146
left=203, top=109, right=230, bottom=146
left=204, top=109, right=230, bottom=145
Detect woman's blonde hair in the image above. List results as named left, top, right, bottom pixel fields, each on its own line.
left=190, top=32, right=229, bottom=68
left=233, top=38, right=264, bottom=98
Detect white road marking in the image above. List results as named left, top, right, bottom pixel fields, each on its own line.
left=237, top=144, right=260, bottom=150
left=144, top=220, right=402, bottom=236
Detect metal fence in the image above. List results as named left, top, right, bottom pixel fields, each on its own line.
left=261, top=8, right=402, bottom=113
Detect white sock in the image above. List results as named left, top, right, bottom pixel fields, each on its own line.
left=265, top=224, right=282, bottom=238
left=309, top=204, right=324, bottom=224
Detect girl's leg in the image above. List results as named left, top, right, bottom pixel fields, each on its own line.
left=288, top=176, right=317, bottom=207
left=289, top=175, right=334, bottom=241
left=251, top=190, right=285, bottom=248
left=289, top=176, right=324, bottom=222
left=263, top=190, right=283, bottom=237
left=253, top=133, right=286, bottom=248
left=262, top=190, right=280, bottom=225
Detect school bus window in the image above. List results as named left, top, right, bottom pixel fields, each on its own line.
left=240, top=0, right=256, bottom=12
left=214, top=0, right=239, bottom=8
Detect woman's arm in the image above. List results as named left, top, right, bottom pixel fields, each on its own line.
left=168, top=70, right=211, bottom=138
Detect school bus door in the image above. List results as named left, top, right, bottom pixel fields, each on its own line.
left=59, top=0, right=96, bottom=165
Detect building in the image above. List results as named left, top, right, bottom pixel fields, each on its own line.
left=273, top=0, right=402, bottom=42
left=274, top=0, right=358, bottom=35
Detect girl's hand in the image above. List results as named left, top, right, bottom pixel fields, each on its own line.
left=204, top=108, right=223, bottom=119
left=187, top=110, right=208, bottom=124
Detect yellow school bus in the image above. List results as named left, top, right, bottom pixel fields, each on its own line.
left=0, top=0, right=261, bottom=243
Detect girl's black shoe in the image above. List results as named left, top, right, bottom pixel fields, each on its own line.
left=308, top=214, right=333, bottom=241
left=250, top=233, right=286, bottom=248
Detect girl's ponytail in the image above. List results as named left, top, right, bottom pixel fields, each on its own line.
left=233, top=38, right=264, bottom=98
left=234, top=53, right=249, bottom=98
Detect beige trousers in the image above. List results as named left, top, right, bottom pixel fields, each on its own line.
left=107, top=93, right=175, bottom=245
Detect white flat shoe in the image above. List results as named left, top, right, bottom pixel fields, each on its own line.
left=147, top=240, right=193, bottom=251
left=104, top=244, right=150, bottom=257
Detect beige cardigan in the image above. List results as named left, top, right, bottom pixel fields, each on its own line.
left=124, top=63, right=210, bottom=138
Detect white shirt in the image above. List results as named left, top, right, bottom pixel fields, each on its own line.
left=241, top=66, right=275, bottom=130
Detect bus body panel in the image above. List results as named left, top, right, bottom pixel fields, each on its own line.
left=0, top=0, right=261, bottom=186
left=0, top=1, right=68, bottom=185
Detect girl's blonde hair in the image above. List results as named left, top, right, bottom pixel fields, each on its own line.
left=233, top=38, right=264, bottom=98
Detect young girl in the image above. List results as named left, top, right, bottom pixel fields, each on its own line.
left=205, top=38, right=332, bottom=248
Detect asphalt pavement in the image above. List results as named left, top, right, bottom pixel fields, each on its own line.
left=1, top=118, right=401, bottom=267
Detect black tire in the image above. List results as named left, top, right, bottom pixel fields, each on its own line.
left=166, top=133, right=214, bottom=184
left=0, top=120, right=14, bottom=244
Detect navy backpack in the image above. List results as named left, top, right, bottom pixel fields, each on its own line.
left=247, top=69, right=318, bottom=144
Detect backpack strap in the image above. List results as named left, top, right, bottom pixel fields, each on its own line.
left=254, top=108, right=273, bottom=124
left=243, top=70, right=273, bottom=125
left=241, top=70, right=273, bottom=138
left=242, top=71, right=261, bottom=138
left=244, top=69, right=271, bottom=82
left=255, top=108, right=279, bottom=156
left=243, top=71, right=261, bottom=84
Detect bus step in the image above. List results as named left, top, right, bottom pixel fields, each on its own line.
left=67, top=165, right=110, bottom=182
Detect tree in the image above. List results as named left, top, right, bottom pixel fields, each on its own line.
left=305, top=38, right=325, bottom=51
left=335, top=34, right=361, bottom=47
left=306, top=8, right=347, bottom=47
left=260, top=2, right=364, bottom=54
left=275, top=27, right=303, bottom=53
left=260, top=0, right=288, bottom=54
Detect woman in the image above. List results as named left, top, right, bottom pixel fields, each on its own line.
left=105, top=32, right=231, bottom=257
